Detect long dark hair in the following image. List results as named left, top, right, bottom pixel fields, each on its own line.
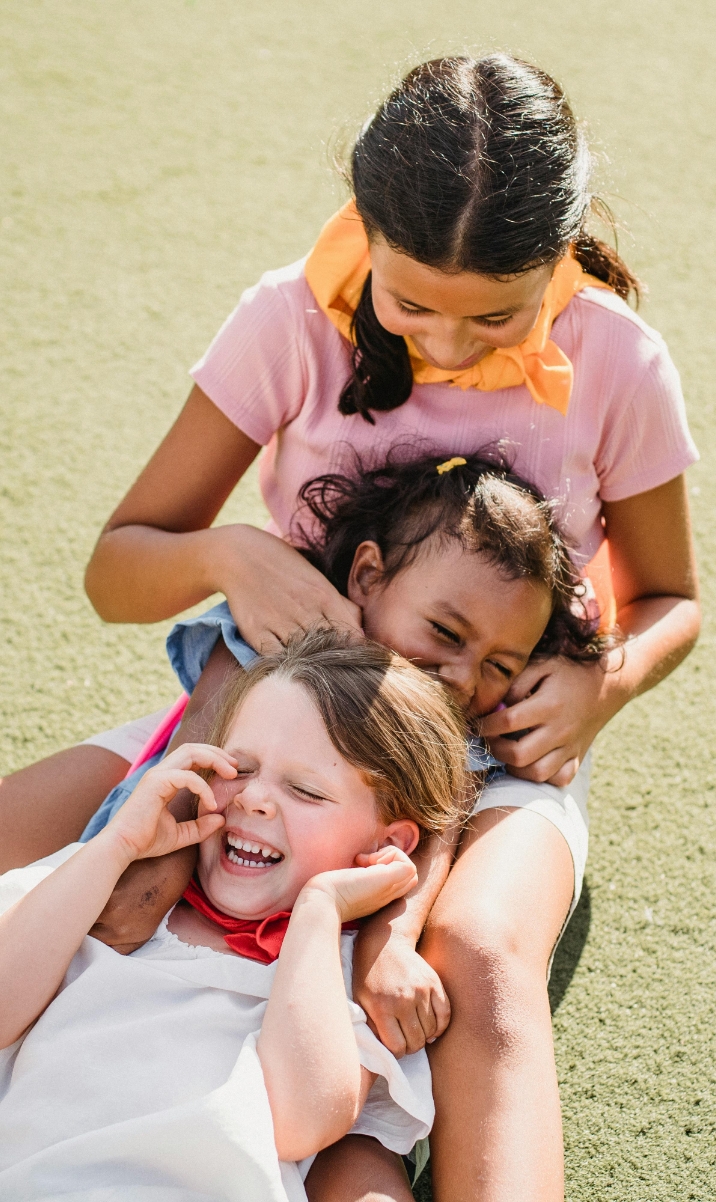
left=340, top=54, right=640, bottom=422
left=294, top=448, right=612, bottom=663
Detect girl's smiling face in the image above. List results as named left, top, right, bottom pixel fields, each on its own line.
left=348, top=538, right=552, bottom=725
left=197, top=675, right=418, bottom=920
left=369, top=236, right=554, bottom=372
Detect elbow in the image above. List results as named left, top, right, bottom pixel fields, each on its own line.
left=272, top=1092, right=362, bottom=1163
left=84, top=535, right=116, bottom=621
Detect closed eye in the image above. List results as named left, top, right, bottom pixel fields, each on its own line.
left=431, top=621, right=461, bottom=645
left=487, top=660, right=513, bottom=679
left=473, top=316, right=511, bottom=328
left=291, top=784, right=328, bottom=803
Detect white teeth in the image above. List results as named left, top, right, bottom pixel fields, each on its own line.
left=226, top=833, right=282, bottom=860
left=227, top=847, right=278, bottom=869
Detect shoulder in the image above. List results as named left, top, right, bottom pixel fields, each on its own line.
left=0, top=844, right=83, bottom=915
left=237, top=257, right=320, bottom=322
left=556, top=286, right=684, bottom=410
left=562, top=286, right=672, bottom=363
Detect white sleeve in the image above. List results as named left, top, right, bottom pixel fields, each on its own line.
left=337, top=933, right=434, bottom=1154
left=348, top=1002, right=434, bottom=1153
left=0, top=844, right=84, bottom=915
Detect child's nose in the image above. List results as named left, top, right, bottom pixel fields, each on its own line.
left=236, top=777, right=277, bottom=819
left=437, top=662, right=478, bottom=709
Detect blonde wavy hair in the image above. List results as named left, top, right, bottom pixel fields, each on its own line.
left=207, top=626, right=475, bottom=838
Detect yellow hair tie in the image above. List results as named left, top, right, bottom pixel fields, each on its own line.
left=436, top=457, right=467, bottom=475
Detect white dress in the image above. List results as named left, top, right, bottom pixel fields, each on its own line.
left=0, top=846, right=433, bottom=1202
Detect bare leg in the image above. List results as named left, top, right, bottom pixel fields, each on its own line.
left=0, top=744, right=129, bottom=871
left=305, top=1135, right=413, bottom=1202
left=421, top=807, right=573, bottom=1202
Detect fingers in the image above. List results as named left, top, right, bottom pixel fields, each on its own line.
left=161, top=743, right=238, bottom=778
left=504, top=748, right=575, bottom=784
left=480, top=694, right=545, bottom=739
left=355, top=847, right=412, bottom=868
left=396, top=1008, right=429, bottom=1057
left=546, top=756, right=580, bottom=787
left=151, top=768, right=221, bottom=814
left=428, top=984, right=451, bottom=1041
left=255, top=629, right=289, bottom=656
left=367, top=980, right=450, bottom=1057
left=367, top=1013, right=408, bottom=1060
left=172, top=813, right=226, bottom=851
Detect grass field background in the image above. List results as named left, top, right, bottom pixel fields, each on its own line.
left=1, top=2, right=714, bottom=1197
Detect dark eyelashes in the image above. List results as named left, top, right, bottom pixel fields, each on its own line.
left=396, top=302, right=512, bottom=328
left=431, top=621, right=461, bottom=645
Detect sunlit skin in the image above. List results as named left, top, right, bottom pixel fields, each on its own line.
left=346, top=537, right=553, bottom=725
left=178, top=676, right=419, bottom=923
left=369, top=235, right=554, bottom=371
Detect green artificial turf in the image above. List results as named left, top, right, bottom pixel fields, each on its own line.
left=1, top=2, right=714, bottom=1196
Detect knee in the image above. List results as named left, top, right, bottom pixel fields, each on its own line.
left=423, top=908, right=549, bottom=1056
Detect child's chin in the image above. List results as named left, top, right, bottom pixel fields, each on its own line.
left=205, top=867, right=293, bottom=920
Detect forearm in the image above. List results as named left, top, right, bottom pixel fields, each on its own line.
left=613, top=594, right=700, bottom=701
left=258, top=891, right=365, bottom=1161
left=89, top=845, right=196, bottom=955
left=359, top=828, right=458, bottom=948
left=85, top=524, right=229, bottom=623
left=0, top=832, right=132, bottom=1046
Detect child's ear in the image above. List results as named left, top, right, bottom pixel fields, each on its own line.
left=347, top=541, right=385, bottom=605
left=380, top=819, right=420, bottom=856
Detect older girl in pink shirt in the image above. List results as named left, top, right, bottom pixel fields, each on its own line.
left=1, top=53, right=699, bottom=1202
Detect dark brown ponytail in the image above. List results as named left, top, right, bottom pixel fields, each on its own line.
left=339, top=54, right=639, bottom=422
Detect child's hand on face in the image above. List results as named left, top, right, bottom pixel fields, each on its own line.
left=103, top=744, right=237, bottom=863
left=303, top=847, right=418, bottom=924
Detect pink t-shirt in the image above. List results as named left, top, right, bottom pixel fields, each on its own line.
left=191, top=259, right=698, bottom=567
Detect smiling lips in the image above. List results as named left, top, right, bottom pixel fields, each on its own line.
left=224, top=832, right=284, bottom=870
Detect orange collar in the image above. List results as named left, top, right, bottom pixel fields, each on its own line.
left=304, top=200, right=611, bottom=416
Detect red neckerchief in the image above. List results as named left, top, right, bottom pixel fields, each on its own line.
left=182, top=877, right=359, bottom=965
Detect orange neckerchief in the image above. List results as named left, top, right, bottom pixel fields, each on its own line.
left=304, top=200, right=611, bottom=416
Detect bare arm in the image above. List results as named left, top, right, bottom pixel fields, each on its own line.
left=0, top=742, right=233, bottom=1048
left=481, top=475, right=700, bottom=784
left=258, top=851, right=417, bottom=1162
left=0, top=835, right=133, bottom=1048
left=352, top=827, right=459, bottom=1057
left=84, top=385, right=360, bottom=648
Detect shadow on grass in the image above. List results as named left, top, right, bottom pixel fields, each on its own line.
left=411, top=882, right=591, bottom=1199
left=548, top=879, right=591, bottom=1014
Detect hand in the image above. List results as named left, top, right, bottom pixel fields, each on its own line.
left=103, top=743, right=237, bottom=862
left=212, top=525, right=363, bottom=654
left=480, top=652, right=625, bottom=786
left=303, top=848, right=418, bottom=925
left=352, top=927, right=450, bottom=1057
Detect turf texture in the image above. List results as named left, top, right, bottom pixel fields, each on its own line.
left=0, top=2, right=714, bottom=1197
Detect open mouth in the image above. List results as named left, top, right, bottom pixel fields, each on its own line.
left=223, top=832, right=284, bottom=870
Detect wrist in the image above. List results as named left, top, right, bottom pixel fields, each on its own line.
left=93, top=827, right=140, bottom=876
left=359, top=902, right=422, bottom=948
left=603, top=643, right=637, bottom=713
left=193, top=525, right=238, bottom=598
left=292, top=883, right=344, bottom=926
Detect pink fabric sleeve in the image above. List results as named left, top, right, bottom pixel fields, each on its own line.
left=190, top=268, right=308, bottom=447
left=596, top=338, right=698, bottom=502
